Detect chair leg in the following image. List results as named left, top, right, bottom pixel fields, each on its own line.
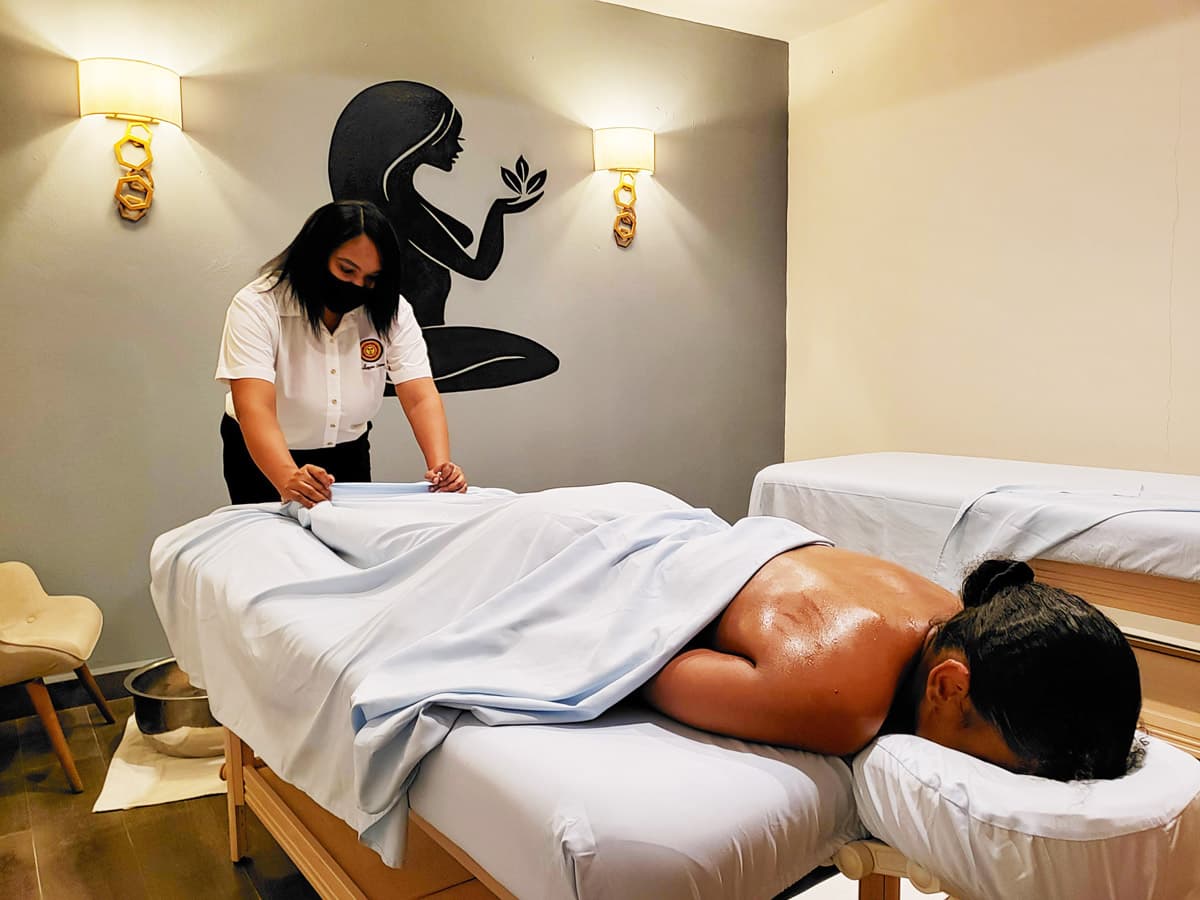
left=74, top=664, right=115, bottom=724
left=24, top=679, right=84, bottom=793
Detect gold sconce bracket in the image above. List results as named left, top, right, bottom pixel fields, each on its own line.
left=115, top=171, right=155, bottom=221
left=113, top=122, right=154, bottom=170
left=613, top=209, right=637, bottom=248
left=612, top=170, right=638, bottom=249
left=112, top=121, right=155, bottom=222
left=613, top=171, right=637, bottom=208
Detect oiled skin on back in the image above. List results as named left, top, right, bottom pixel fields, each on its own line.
left=644, top=545, right=962, bottom=755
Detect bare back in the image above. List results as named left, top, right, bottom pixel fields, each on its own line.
left=644, top=545, right=961, bottom=755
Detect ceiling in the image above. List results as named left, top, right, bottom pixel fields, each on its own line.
left=594, top=0, right=888, bottom=41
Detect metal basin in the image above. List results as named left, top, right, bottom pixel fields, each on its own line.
left=124, top=658, right=223, bottom=758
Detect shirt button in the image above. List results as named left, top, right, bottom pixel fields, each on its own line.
left=329, top=423, right=336, bottom=428
left=330, top=368, right=337, bottom=374
left=331, top=399, right=338, bottom=405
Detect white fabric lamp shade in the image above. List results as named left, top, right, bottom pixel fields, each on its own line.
left=78, top=58, right=182, bottom=128
left=593, top=128, right=655, bottom=173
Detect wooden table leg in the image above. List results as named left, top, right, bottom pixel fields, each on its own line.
left=224, top=728, right=252, bottom=862
left=858, top=873, right=902, bottom=900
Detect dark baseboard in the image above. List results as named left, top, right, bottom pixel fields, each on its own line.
left=0, top=667, right=136, bottom=722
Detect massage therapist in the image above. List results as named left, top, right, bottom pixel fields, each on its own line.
left=215, top=200, right=466, bottom=508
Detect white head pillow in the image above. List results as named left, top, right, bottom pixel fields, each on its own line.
left=853, top=733, right=1200, bottom=900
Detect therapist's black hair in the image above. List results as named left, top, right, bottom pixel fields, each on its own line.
left=262, top=200, right=405, bottom=338
left=930, top=559, right=1142, bottom=781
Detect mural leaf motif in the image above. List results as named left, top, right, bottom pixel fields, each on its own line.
left=516, top=155, right=529, bottom=182
left=501, top=166, right=521, bottom=193
left=526, top=169, right=547, bottom=194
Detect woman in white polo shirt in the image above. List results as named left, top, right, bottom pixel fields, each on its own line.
left=216, top=200, right=466, bottom=507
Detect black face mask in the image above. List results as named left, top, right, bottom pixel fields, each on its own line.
left=323, top=272, right=373, bottom=314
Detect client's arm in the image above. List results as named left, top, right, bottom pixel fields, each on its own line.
left=643, top=647, right=889, bottom=756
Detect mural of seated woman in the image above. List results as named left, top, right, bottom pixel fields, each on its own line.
left=328, top=81, right=559, bottom=393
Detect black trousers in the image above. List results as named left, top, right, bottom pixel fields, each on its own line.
left=220, top=414, right=372, bottom=504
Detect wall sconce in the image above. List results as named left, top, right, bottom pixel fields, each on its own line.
left=77, top=58, right=182, bottom=222
left=593, top=127, right=655, bottom=248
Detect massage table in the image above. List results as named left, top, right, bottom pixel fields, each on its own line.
left=750, top=452, right=1200, bottom=898
left=152, top=484, right=867, bottom=899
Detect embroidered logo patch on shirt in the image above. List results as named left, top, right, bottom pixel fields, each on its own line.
left=360, top=338, right=383, bottom=363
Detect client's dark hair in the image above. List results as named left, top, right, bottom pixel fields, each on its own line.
left=930, top=559, right=1142, bottom=781
left=262, top=200, right=405, bottom=338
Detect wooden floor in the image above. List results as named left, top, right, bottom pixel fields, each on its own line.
left=0, top=697, right=317, bottom=899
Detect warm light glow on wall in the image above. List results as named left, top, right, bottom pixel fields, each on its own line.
left=77, top=58, right=182, bottom=127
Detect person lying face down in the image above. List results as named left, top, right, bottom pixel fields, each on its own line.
left=644, top=552, right=1142, bottom=780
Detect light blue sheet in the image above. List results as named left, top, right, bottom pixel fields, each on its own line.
left=150, top=482, right=828, bottom=864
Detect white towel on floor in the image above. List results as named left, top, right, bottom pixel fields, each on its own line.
left=93, top=717, right=224, bottom=812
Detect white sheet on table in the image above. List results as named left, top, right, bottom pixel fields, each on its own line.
left=932, top=485, right=1200, bottom=590
left=150, top=482, right=827, bottom=865
left=749, top=453, right=1200, bottom=585
left=412, top=706, right=863, bottom=900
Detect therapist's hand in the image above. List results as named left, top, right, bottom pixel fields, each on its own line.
left=426, top=461, right=467, bottom=493
left=281, top=464, right=334, bottom=508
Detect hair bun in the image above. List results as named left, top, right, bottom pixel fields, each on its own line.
left=962, top=558, right=1035, bottom=608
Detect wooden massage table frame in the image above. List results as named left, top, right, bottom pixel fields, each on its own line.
left=1030, top=560, right=1200, bottom=757
left=221, top=560, right=1200, bottom=900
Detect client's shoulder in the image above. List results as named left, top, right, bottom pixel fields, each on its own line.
left=711, top=546, right=958, bottom=754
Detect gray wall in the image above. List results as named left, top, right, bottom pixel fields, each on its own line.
left=0, top=0, right=788, bottom=669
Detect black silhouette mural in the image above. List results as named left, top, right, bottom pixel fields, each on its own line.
left=328, top=81, right=559, bottom=393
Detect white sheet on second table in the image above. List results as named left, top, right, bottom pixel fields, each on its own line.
left=931, top=484, right=1200, bottom=590
left=749, top=453, right=1200, bottom=586
left=150, top=481, right=827, bottom=865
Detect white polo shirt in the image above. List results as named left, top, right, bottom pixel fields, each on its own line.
left=215, top=275, right=432, bottom=450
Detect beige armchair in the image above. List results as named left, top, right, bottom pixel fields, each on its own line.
left=0, top=561, right=115, bottom=792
